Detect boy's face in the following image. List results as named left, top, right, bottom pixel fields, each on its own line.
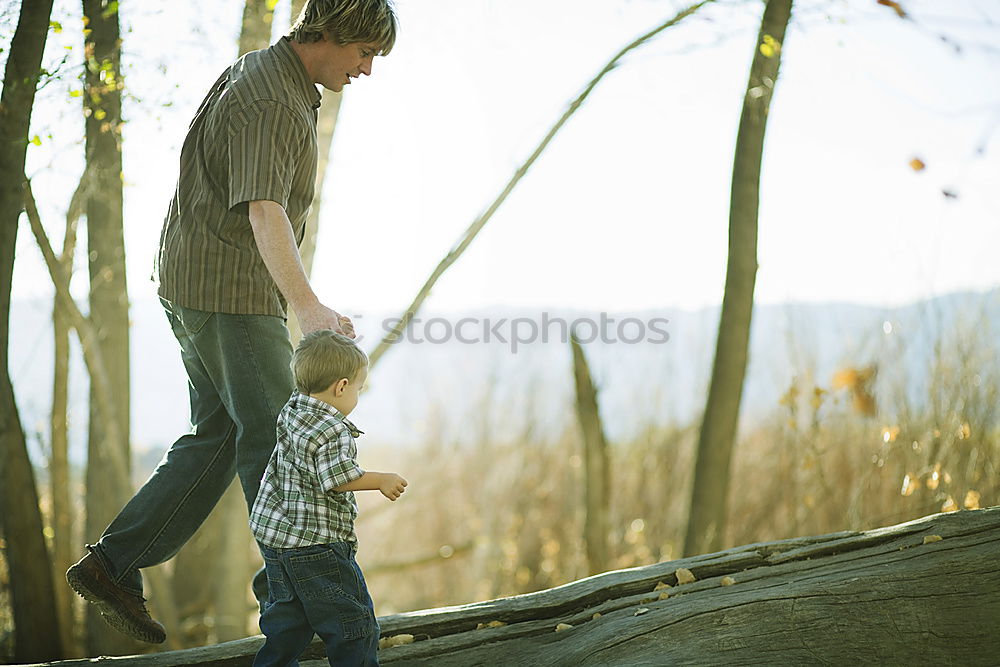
left=337, top=365, right=368, bottom=416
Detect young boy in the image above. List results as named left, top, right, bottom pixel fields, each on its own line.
left=250, top=330, right=407, bottom=666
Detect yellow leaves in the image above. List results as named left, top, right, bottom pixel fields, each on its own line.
left=101, top=1, right=120, bottom=20
left=378, top=634, right=414, bottom=649
left=675, top=568, right=696, bottom=585
left=658, top=591, right=670, bottom=600
left=909, top=157, right=925, bottom=171
left=881, top=426, right=900, bottom=443
left=922, top=534, right=943, bottom=545
left=476, top=620, right=507, bottom=630
left=555, top=623, right=573, bottom=632
left=94, top=109, right=107, bottom=121
left=653, top=581, right=670, bottom=591
left=591, top=613, right=601, bottom=620
left=50, top=21, right=63, bottom=33
left=69, top=90, right=83, bottom=98
left=810, top=387, right=826, bottom=411
left=877, top=0, right=908, bottom=19
left=957, top=422, right=971, bottom=440
left=831, top=365, right=877, bottom=416
left=759, top=34, right=781, bottom=58
left=964, top=490, right=981, bottom=510
left=721, top=576, right=736, bottom=587
left=30, top=135, right=42, bottom=146
left=941, top=496, right=959, bottom=513
left=634, top=607, right=650, bottom=616
left=925, top=463, right=950, bottom=491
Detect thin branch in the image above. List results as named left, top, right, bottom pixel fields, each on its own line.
left=367, top=0, right=715, bottom=370
left=23, top=180, right=131, bottom=499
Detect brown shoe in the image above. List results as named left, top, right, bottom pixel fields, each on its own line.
left=66, top=547, right=166, bottom=644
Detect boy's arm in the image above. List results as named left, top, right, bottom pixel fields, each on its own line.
left=333, top=471, right=408, bottom=501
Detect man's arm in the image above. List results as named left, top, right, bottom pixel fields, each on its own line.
left=333, top=471, right=408, bottom=501
left=247, top=199, right=353, bottom=337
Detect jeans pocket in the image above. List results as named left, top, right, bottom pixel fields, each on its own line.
left=289, top=546, right=346, bottom=600
left=289, top=546, right=375, bottom=640
left=176, top=305, right=214, bottom=335
left=262, top=555, right=294, bottom=604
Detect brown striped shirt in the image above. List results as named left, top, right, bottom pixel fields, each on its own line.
left=155, top=37, right=321, bottom=317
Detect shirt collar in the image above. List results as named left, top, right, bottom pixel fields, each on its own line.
left=273, top=37, right=322, bottom=110
left=291, top=392, right=364, bottom=438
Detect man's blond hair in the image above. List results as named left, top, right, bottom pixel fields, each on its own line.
left=293, top=330, right=368, bottom=395
left=288, top=0, right=398, bottom=55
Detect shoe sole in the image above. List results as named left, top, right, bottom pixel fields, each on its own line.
left=67, top=567, right=166, bottom=644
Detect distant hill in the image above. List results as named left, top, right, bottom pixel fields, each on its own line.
left=8, top=288, right=999, bottom=468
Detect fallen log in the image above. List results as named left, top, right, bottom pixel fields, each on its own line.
left=21, top=507, right=1000, bottom=666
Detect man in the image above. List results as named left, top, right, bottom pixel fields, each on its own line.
left=67, top=0, right=398, bottom=644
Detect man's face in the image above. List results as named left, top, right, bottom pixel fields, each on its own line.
left=316, top=36, right=378, bottom=92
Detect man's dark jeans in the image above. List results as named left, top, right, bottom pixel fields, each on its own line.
left=90, top=298, right=294, bottom=603
left=254, top=542, right=380, bottom=667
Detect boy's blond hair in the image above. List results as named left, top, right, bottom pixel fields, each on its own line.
left=288, top=0, right=398, bottom=55
left=293, top=330, right=368, bottom=395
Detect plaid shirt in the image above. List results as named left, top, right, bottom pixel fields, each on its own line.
left=250, top=392, right=366, bottom=549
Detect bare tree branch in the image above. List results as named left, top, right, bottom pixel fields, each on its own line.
left=367, top=0, right=715, bottom=370
left=23, top=180, right=131, bottom=500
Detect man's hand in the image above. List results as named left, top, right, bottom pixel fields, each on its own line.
left=297, top=301, right=355, bottom=338
left=378, top=472, right=408, bottom=501
left=246, top=200, right=356, bottom=339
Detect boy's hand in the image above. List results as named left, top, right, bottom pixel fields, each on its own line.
left=378, top=473, right=408, bottom=501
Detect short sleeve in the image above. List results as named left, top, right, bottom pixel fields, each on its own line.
left=227, top=102, right=304, bottom=213
left=314, top=425, right=364, bottom=494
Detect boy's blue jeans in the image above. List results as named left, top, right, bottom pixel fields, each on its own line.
left=89, top=298, right=294, bottom=604
left=255, top=542, right=380, bottom=667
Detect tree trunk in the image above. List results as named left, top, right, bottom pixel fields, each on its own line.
left=50, top=176, right=88, bottom=657
left=238, top=0, right=275, bottom=56
left=570, top=334, right=611, bottom=576
left=21, top=508, right=1000, bottom=666
left=683, top=0, right=792, bottom=557
left=81, top=0, right=133, bottom=653
left=0, top=0, right=65, bottom=661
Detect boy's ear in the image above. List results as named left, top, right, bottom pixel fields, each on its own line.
left=334, top=377, right=349, bottom=396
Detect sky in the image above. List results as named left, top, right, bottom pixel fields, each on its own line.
left=4, top=0, right=1000, bottom=317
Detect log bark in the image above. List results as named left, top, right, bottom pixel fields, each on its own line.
left=18, top=507, right=1000, bottom=666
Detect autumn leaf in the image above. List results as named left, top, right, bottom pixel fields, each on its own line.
left=378, top=634, right=414, bottom=649
left=877, top=0, right=907, bottom=19
left=555, top=623, right=573, bottom=632
left=675, top=568, right=696, bottom=585
left=922, top=534, right=943, bottom=545
left=721, top=576, right=736, bottom=586
left=909, top=157, right=925, bottom=171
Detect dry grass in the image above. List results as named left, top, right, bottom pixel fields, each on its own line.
left=2, top=311, right=997, bottom=655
